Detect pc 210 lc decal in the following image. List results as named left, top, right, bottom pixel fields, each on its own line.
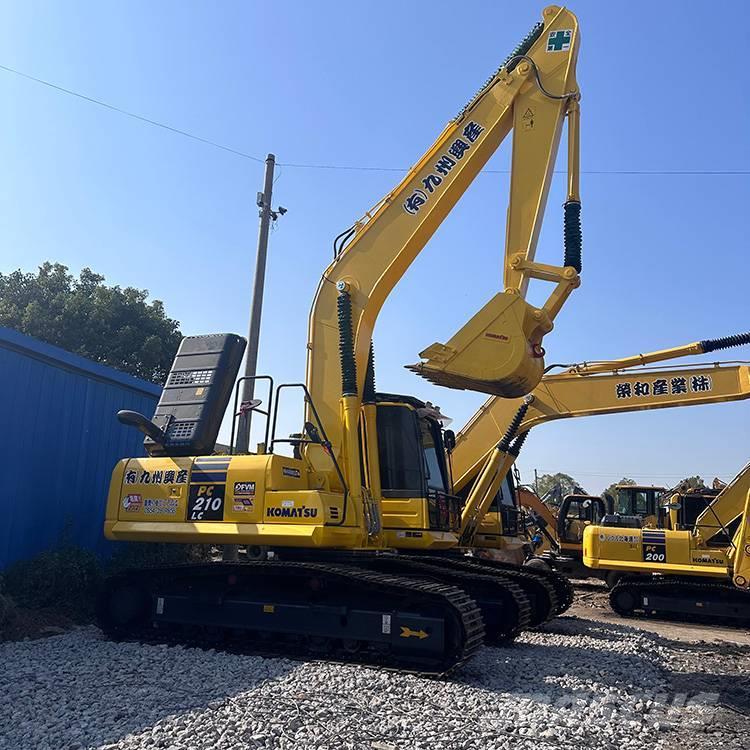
left=187, top=484, right=225, bottom=521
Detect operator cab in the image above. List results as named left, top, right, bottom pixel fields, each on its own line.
left=557, top=494, right=606, bottom=544
left=608, top=485, right=666, bottom=524
left=453, top=470, right=521, bottom=538
left=667, top=488, right=740, bottom=546
left=375, top=393, right=461, bottom=532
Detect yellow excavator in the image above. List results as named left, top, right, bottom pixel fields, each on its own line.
left=584, top=455, right=750, bottom=623
left=98, top=6, right=583, bottom=673
left=451, top=334, right=750, bottom=582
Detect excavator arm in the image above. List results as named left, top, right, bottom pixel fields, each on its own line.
left=453, top=333, right=750, bottom=543
left=306, top=6, right=582, bottom=464
left=693, top=460, right=750, bottom=549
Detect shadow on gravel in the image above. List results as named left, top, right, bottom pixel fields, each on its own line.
left=452, top=617, right=670, bottom=702
left=670, top=671, right=750, bottom=713
left=0, top=627, right=298, bottom=750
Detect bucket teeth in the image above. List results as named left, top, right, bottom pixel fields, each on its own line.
left=405, top=363, right=526, bottom=398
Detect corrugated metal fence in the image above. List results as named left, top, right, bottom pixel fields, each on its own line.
left=0, top=326, right=161, bottom=568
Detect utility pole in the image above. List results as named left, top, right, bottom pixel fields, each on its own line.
left=236, top=153, right=282, bottom=454
left=225, top=153, right=284, bottom=563
left=534, top=468, right=539, bottom=496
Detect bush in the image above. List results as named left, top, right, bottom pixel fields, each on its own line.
left=2, top=539, right=212, bottom=624
left=3, top=545, right=102, bottom=621
left=0, top=575, right=16, bottom=626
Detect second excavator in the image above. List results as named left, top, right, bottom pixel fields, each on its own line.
left=450, top=332, right=750, bottom=580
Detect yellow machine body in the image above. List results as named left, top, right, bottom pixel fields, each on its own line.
left=107, top=454, right=362, bottom=548
left=105, top=448, right=460, bottom=551
left=583, top=527, right=729, bottom=578
left=584, top=461, right=750, bottom=591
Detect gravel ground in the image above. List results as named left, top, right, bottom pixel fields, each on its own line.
left=3, top=613, right=743, bottom=750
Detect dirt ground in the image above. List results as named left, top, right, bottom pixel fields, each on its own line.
left=570, top=580, right=750, bottom=749
left=570, top=580, right=750, bottom=645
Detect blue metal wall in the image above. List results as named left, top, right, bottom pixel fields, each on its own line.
left=0, top=326, right=162, bottom=568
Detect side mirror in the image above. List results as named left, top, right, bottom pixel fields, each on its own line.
left=117, top=410, right=166, bottom=444
left=666, top=502, right=682, bottom=511
left=444, top=429, right=456, bottom=454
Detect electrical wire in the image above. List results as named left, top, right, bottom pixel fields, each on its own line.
left=0, top=63, right=265, bottom=163
left=2, top=63, right=749, bottom=176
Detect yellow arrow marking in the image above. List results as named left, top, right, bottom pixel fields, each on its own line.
left=400, top=626, right=429, bottom=640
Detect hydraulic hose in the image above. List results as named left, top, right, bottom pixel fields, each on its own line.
left=700, top=332, right=750, bottom=354
left=456, top=21, right=544, bottom=119
left=498, top=397, right=533, bottom=452
left=563, top=200, right=582, bottom=273
left=508, top=431, right=529, bottom=458
left=363, top=343, right=377, bottom=404
left=337, top=291, right=358, bottom=396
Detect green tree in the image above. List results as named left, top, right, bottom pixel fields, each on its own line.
left=535, top=472, right=586, bottom=504
left=0, top=263, right=181, bottom=383
left=602, top=477, right=637, bottom=499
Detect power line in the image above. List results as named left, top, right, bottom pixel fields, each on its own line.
left=0, top=63, right=264, bottom=164
left=2, top=62, right=749, bottom=176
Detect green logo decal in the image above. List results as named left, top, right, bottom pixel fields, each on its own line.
left=547, top=29, right=572, bottom=52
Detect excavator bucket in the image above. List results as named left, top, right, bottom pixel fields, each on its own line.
left=407, top=291, right=547, bottom=397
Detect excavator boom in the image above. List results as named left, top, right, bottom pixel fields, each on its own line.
left=306, top=5, right=583, bottom=462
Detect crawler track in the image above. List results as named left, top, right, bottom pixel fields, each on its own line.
left=609, top=575, right=750, bottom=623
left=97, top=560, right=485, bottom=675
left=425, top=554, right=574, bottom=622
left=346, top=554, right=533, bottom=645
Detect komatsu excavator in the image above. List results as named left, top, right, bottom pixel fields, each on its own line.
left=451, top=333, right=750, bottom=581
left=98, top=7, right=583, bottom=673
left=584, top=458, right=750, bottom=623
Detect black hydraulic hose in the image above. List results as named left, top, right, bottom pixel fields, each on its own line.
left=498, top=398, right=532, bottom=452
left=700, top=332, right=750, bottom=353
left=337, top=291, right=358, bottom=396
left=508, top=431, right=529, bottom=458
left=456, top=21, right=544, bottom=119
left=363, top=342, right=376, bottom=404
left=333, top=225, right=356, bottom=260
left=504, top=22, right=545, bottom=74
left=563, top=200, right=582, bottom=273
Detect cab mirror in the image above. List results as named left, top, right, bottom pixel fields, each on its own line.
left=667, top=502, right=682, bottom=511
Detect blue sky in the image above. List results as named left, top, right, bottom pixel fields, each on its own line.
left=2, top=1, right=749, bottom=493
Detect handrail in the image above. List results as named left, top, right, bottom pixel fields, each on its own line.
left=271, top=383, right=349, bottom=527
